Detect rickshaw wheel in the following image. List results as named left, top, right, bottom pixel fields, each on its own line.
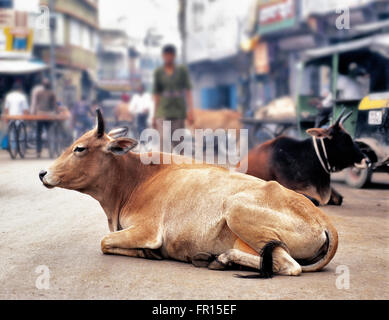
left=17, top=122, right=27, bottom=158
left=7, top=122, right=18, bottom=160
left=345, top=166, right=373, bottom=189
left=48, top=124, right=59, bottom=159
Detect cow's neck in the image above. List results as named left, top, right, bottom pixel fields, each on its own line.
left=91, top=153, right=160, bottom=231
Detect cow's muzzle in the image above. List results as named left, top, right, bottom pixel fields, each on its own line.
left=39, top=170, right=47, bottom=182
left=39, top=170, right=58, bottom=189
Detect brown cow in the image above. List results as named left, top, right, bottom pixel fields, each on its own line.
left=238, top=111, right=368, bottom=206
left=39, top=110, right=338, bottom=278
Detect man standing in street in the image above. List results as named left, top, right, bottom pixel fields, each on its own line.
left=153, top=44, right=194, bottom=152
left=72, top=94, right=94, bottom=138
left=33, top=78, right=57, bottom=158
left=30, top=76, right=45, bottom=115
left=114, top=93, right=134, bottom=131
left=4, top=81, right=29, bottom=117
left=130, top=83, right=154, bottom=139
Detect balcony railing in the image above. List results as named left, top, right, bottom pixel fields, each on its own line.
left=41, top=45, right=97, bottom=70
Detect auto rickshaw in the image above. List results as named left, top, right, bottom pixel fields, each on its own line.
left=295, top=33, right=389, bottom=187
left=344, top=93, right=389, bottom=187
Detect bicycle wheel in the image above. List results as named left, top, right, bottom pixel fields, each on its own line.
left=17, top=122, right=27, bottom=158
left=7, top=122, right=18, bottom=159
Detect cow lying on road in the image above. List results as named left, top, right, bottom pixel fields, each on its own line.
left=39, top=110, right=338, bottom=278
left=238, top=110, right=369, bottom=206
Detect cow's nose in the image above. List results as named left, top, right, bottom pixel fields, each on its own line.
left=39, top=170, right=47, bottom=182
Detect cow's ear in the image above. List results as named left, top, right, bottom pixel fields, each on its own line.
left=106, top=138, right=138, bottom=155
left=306, top=128, right=332, bottom=139
left=108, top=127, right=129, bottom=139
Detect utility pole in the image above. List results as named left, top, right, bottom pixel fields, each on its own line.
left=49, top=0, right=56, bottom=90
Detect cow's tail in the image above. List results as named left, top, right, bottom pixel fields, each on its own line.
left=298, top=225, right=338, bottom=273
left=234, top=240, right=285, bottom=279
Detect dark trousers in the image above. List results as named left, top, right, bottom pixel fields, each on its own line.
left=137, top=114, right=148, bottom=138
left=36, top=121, right=51, bottom=154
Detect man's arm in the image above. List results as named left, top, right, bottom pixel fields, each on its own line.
left=183, top=67, right=194, bottom=125
left=152, top=69, right=162, bottom=128
left=185, top=90, right=194, bottom=125
left=4, top=96, right=10, bottom=115
left=153, top=94, right=160, bottom=128
left=53, top=95, right=58, bottom=113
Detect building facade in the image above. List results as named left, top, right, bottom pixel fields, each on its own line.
left=250, top=0, right=389, bottom=111
left=34, top=0, right=99, bottom=106
left=182, top=0, right=254, bottom=111
left=0, top=0, right=47, bottom=110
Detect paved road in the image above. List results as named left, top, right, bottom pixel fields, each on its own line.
left=0, top=151, right=388, bottom=300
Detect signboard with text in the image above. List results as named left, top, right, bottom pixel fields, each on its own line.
left=0, top=10, right=34, bottom=59
left=257, top=0, right=296, bottom=35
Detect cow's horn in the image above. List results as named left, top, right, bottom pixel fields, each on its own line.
left=340, top=111, right=353, bottom=125
left=96, top=108, right=105, bottom=138
left=334, top=108, right=346, bottom=126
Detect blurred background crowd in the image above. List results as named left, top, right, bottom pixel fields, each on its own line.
left=0, top=0, right=389, bottom=155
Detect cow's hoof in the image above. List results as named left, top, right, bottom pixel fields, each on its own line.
left=208, top=259, right=227, bottom=271
left=328, top=196, right=343, bottom=206
left=192, top=252, right=214, bottom=268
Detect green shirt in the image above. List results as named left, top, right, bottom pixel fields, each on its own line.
left=153, top=65, right=192, bottom=119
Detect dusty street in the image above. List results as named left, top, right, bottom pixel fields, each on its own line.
left=0, top=150, right=388, bottom=300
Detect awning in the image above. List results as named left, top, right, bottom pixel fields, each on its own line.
left=354, top=20, right=389, bottom=34
left=0, top=59, right=48, bottom=75
left=301, top=34, right=389, bottom=61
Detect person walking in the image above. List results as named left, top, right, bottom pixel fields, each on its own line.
left=114, top=93, right=134, bottom=130
left=30, top=76, right=45, bottom=115
left=4, top=81, right=29, bottom=117
left=153, top=44, right=194, bottom=152
left=130, top=83, right=154, bottom=139
left=33, top=78, right=57, bottom=158
left=72, top=95, right=94, bottom=138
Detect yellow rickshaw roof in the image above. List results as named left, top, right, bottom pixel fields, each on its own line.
left=359, top=93, right=389, bottom=110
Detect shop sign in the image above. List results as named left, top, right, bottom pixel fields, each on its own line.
left=257, top=0, right=296, bottom=35
left=0, top=10, right=34, bottom=58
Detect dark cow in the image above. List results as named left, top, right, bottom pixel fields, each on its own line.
left=238, top=110, right=369, bottom=206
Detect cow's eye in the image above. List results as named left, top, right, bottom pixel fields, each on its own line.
left=74, top=146, right=87, bottom=153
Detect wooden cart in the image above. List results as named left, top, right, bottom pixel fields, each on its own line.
left=1, top=114, right=70, bottom=160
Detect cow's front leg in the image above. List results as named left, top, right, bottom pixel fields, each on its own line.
left=101, top=225, right=162, bottom=258
left=327, top=187, right=343, bottom=206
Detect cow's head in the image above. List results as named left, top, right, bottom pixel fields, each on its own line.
left=306, top=110, right=369, bottom=172
left=39, top=109, right=138, bottom=191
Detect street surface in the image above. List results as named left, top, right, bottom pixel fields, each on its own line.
left=0, top=151, right=388, bottom=300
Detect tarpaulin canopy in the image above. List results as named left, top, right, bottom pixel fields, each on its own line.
left=301, top=33, right=389, bottom=62
left=0, top=59, right=48, bottom=75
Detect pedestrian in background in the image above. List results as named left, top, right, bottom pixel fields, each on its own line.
left=153, top=44, right=194, bottom=152
left=130, top=83, right=154, bottom=139
left=72, top=94, right=94, bottom=138
left=34, top=78, right=57, bottom=158
left=30, top=76, right=45, bottom=115
left=4, top=81, right=29, bottom=117
left=115, top=93, right=134, bottom=131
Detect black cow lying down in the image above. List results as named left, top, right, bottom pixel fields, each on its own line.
left=239, top=110, right=369, bottom=206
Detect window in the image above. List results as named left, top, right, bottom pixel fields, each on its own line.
left=81, top=24, right=91, bottom=50
left=69, top=19, right=81, bottom=47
